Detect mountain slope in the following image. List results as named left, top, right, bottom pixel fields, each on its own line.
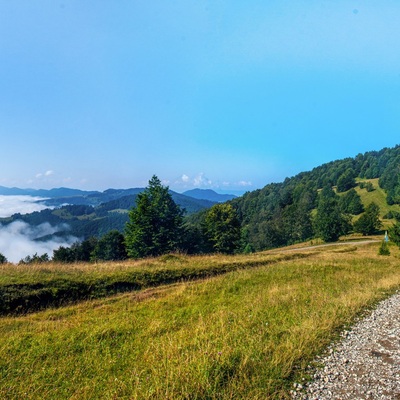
left=226, top=144, right=400, bottom=251
left=0, top=186, right=97, bottom=198
left=183, top=189, right=237, bottom=202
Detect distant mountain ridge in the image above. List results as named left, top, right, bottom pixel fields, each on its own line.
left=0, top=186, right=217, bottom=240
left=183, top=189, right=237, bottom=202
left=0, top=186, right=96, bottom=198
left=0, top=186, right=217, bottom=209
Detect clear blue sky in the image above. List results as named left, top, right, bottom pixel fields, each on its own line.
left=1, top=1, right=400, bottom=193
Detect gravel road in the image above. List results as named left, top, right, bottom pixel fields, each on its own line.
left=292, top=292, right=400, bottom=399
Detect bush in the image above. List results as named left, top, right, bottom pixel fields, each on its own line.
left=378, top=240, right=390, bottom=256
left=383, top=210, right=400, bottom=220
left=353, top=202, right=382, bottom=235
left=19, top=253, right=49, bottom=265
left=388, top=222, right=400, bottom=247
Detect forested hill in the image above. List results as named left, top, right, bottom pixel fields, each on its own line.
left=0, top=190, right=216, bottom=240
left=227, top=145, right=400, bottom=251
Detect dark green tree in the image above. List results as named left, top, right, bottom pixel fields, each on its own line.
left=125, top=175, right=184, bottom=258
left=53, top=238, right=98, bottom=263
left=388, top=222, right=400, bottom=247
left=353, top=202, right=382, bottom=235
left=339, top=188, right=364, bottom=215
left=0, top=252, right=7, bottom=264
left=74, top=237, right=99, bottom=261
left=53, top=246, right=76, bottom=263
left=282, top=203, right=313, bottom=244
left=180, top=223, right=207, bottom=254
left=91, top=230, right=127, bottom=261
left=336, top=168, right=356, bottom=192
left=378, top=240, right=390, bottom=256
left=203, top=203, right=241, bottom=254
left=313, top=186, right=351, bottom=242
left=19, top=253, right=49, bottom=264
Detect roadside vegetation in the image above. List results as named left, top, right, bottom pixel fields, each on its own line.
left=1, top=241, right=400, bottom=399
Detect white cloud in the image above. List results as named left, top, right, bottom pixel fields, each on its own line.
left=0, top=220, right=78, bottom=263
left=237, top=180, right=252, bottom=187
left=181, top=174, right=190, bottom=183
left=193, top=172, right=212, bottom=187
left=173, top=173, right=254, bottom=191
left=33, top=169, right=56, bottom=184
left=0, top=195, right=51, bottom=218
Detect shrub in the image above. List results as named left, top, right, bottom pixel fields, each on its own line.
left=378, top=240, right=390, bottom=256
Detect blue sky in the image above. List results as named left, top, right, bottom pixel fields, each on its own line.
left=1, top=1, right=400, bottom=194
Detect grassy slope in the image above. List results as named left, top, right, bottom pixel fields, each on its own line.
left=0, top=253, right=311, bottom=315
left=355, top=178, right=400, bottom=227
left=1, top=243, right=400, bottom=399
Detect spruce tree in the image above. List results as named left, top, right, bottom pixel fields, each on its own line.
left=125, top=175, right=184, bottom=258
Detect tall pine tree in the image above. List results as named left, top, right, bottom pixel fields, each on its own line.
left=125, top=175, right=184, bottom=258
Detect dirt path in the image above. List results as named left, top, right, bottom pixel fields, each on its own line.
left=269, top=239, right=380, bottom=253
left=292, top=291, right=400, bottom=399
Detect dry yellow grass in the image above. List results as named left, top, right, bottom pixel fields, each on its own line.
left=1, top=242, right=399, bottom=399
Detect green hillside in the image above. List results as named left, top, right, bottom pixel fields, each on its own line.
left=354, top=178, right=400, bottom=229
left=223, top=144, right=400, bottom=251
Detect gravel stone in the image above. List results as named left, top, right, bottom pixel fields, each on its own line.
left=292, top=292, right=400, bottom=399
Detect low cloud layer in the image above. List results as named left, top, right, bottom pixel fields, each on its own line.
left=0, top=195, right=50, bottom=218
left=0, top=220, right=79, bottom=263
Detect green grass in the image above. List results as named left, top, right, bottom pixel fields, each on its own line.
left=356, top=178, right=400, bottom=221
left=0, top=252, right=312, bottom=315
left=1, top=242, right=400, bottom=399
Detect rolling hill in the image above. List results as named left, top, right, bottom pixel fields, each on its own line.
left=227, top=144, right=400, bottom=251
left=0, top=189, right=216, bottom=240
left=183, top=188, right=237, bottom=202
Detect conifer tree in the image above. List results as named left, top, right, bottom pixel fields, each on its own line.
left=125, top=175, right=184, bottom=258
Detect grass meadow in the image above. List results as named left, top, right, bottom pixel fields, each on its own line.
left=1, top=241, right=400, bottom=399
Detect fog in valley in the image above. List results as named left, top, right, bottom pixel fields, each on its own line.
left=0, top=195, right=50, bottom=218
left=0, top=196, right=79, bottom=263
